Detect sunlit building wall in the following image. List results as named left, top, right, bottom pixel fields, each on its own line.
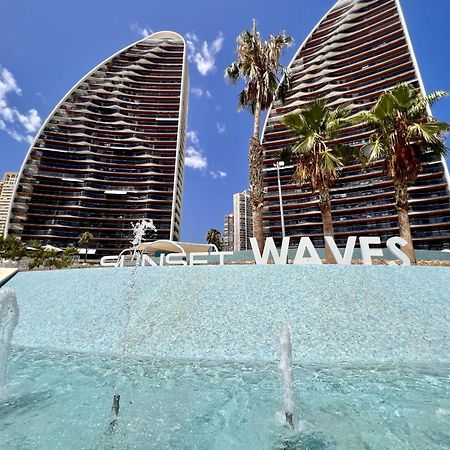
left=0, top=172, right=18, bottom=236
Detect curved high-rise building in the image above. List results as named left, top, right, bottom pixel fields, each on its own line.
left=262, top=0, right=450, bottom=250
left=6, top=31, right=188, bottom=256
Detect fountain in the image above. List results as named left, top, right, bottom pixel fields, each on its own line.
left=0, top=287, right=19, bottom=394
left=278, top=324, right=294, bottom=428
left=0, top=252, right=449, bottom=447
left=110, top=219, right=157, bottom=428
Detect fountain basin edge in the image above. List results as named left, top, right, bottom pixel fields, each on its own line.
left=4, top=264, right=450, bottom=365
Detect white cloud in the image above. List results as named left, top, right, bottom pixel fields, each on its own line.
left=186, top=130, right=199, bottom=145
left=216, top=122, right=226, bottom=134
left=184, top=129, right=224, bottom=179
left=0, top=66, right=42, bottom=144
left=185, top=146, right=207, bottom=170
left=130, top=23, right=153, bottom=38
left=0, top=67, right=21, bottom=98
left=191, top=86, right=213, bottom=99
left=5, top=127, right=33, bottom=144
left=191, top=87, right=204, bottom=98
left=185, top=31, right=224, bottom=76
left=36, top=91, right=48, bottom=104
left=16, top=108, right=41, bottom=133
left=210, top=170, right=227, bottom=179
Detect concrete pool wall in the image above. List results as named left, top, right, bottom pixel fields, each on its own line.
left=5, top=265, right=450, bottom=365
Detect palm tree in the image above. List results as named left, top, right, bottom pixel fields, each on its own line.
left=352, top=83, right=449, bottom=264
left=206, top=228, right=223, bottom=251
left=225, top=20, right=293, bottom=251
left=78, top=231, right=94, bottom=263
left=281, top=100, right=356, bottom=263
left=0, top=236, right=26, bottom=262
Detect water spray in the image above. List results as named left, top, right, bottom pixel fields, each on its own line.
left=108, top=220, right=156, bottom=429
left=278, top=324, right=295, bottom=428
left=0, top=287, right=19, bottom=395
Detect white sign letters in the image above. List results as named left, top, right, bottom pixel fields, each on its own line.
left=100, top=235, right=411, bottom=267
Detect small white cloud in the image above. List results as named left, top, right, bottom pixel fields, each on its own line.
left=0, top=67, right=21, bottom=98
left=185, top=146, right=207, bottom=170
left=130, top=23, right=153, bottom=38
left=191, top=87, right=204, bottom=98
left=16, top=108, right=41, bottom=133
left=186, top=130, right=199, bottom=145
left=216, top=122, right=226, bottom=134
left=6, top=128, right=33, bottom=144
left=191, top=87, right=212, bottom=100
left=210, top=170, right=227, bottom=179
left=0, top=66, right=42, bottom=145
left=36, top=92, right=48, bottom=104
left=185, top=31, right=224, bottom=76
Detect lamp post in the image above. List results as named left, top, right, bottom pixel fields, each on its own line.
left=274, top=161, right=285, bottom=238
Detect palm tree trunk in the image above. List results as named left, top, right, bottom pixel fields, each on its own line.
left=394, top=181, right=416, bottom=264
left=319, top=190, right=336, bottom=264
left=249, top=100, right=265, bottom=251
left=84, top=248, right=88, bottom=263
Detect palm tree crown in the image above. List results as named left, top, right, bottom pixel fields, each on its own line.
left=282, top=100, right=355, bottom=190
left=353, top=83, right=449, bottom=264
left=205, top=228, right=223, bottom=251
left=225, top=19, right=293, bottom=113
left=281, top=100, right=356, bottom=263
left=78, top=231, right=94, bottom=248
left=354, top=83, right=449, bottom=183
left=78, top=231, right=94, bottom=263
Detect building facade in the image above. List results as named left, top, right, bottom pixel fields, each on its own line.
left=233, top=190, right=253, bottom=251
left=223, top=213, right=234, bottom=251
left=6, top=31, right=188, bottom=256
left=0, top=172, right=18, bottom=236
left=261, top=0, right=450, bottom=250
left=223, top=190, right=253, bottom=252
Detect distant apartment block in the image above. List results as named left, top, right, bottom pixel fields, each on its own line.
left=223, top=213, right=234, bottom=251
left=223, top=190, right=253, bottom=251
left=0, top=172, right=18, bottom=236
left=6, top=31, right=188, bottom=256
left=261, top=0, right=450, bottom=250
left=233, top=190, right=253, bottom=251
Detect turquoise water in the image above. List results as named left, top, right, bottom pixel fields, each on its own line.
left=1, top=349, right=449, bottom=449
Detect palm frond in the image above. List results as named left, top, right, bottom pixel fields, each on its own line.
left=407, top=122, right=450, bottom=144
left=333, top=143, right=360, bottom=163
left=278, top=145, right=294, bottom=164
left=275, top=67, right=292, bottom=103
left=425, top=90, right=448, bottom=107
left=349, top=111, right=373, bottom=126
left=373, top=92, right=395, bottom=119
left=291, top=132, right=319, bottom=154
left=362, top=138, right=387, bottom=162
left=224, top=62, right=240, bottom=84
left=282, top=111, right=307, bottom=134
left=320, top=147, right=343, bottom=173
left=390, top=83, right=414, bottom=110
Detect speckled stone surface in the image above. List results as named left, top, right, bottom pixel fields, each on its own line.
left=5, top=265, right=450, bottom=364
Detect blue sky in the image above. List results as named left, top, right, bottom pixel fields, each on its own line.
left=0, top=0, right=449, bottom=243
